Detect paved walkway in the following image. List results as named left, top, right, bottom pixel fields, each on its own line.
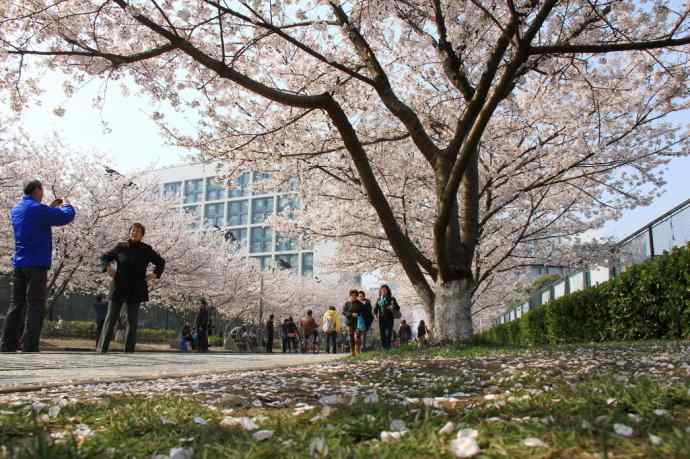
left=0, top=352, right=341, bottom=393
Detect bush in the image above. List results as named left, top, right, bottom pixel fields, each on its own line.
left=476, top=243, right=690, bottom=346
left=43, top=320, right=177, bottom=343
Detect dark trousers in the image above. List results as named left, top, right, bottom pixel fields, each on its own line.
left=1, top=268, right=48, bottom=352
left=97, top=300, right=140, bottom=353
left=281, top=336, right=288, bottom=353
left=288, top=337, right=298, bottom=352
left=379, top=319, right=394, bottom=350
left=326, top=332, right=337, bottom=353
left=197, top=329, right=209, bottom=352
left=266, top=333, right=273, bottom=353
left=95, top=319, right=105, bottom=344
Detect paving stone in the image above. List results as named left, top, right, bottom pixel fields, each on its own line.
left=0, top=352, right=340, bottom=392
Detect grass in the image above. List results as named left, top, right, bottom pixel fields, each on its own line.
left=1, top=342, right=689, bottom=458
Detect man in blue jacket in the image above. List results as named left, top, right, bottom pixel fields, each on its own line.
left=0, top=180, right=76, bottom=353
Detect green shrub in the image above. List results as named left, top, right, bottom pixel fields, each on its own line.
left=42, top=320, right=177, bottom=343
left=477, top=243, right=690, bottom=345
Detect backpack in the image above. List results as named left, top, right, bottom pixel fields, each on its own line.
left=323, top=316, right=336, bottom=333
left=393, top=303, right=402, bottom=319
left=356, top=314, right=367, bottom=332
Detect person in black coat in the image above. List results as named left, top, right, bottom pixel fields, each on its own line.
left=97, top=223, right=165, bottom=353
left=195, top=298, right=210, bottom=352
left=265, top=314, right=275, bottom=353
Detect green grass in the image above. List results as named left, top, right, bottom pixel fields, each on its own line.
left=1, top=342, right=689, bottom=458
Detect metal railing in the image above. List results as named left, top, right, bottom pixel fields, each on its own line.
left=495, top=197, right=690, bottom=326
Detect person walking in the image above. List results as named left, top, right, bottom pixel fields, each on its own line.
left=195, top=298, right=210, bottom=352
left=287, top=316, right=299, bottom=353
left=322, top=306, right=342, bottom=354
left=343, top=289, right=364, bottom=356
left=417, top=320, right=429, bottom=346
left=299, top=310, right=318, bottom=353
left=93, top=294, right=108, bottom=345
left=1, top=180, right=76, bottom=353
left=97, top=223, right=165, bottom=353
left=358, top=291, right=374, bottom=351
left=375, top=285, right=398, bottom=350
left=281, top=318, right=290, bottom=353
left=180, top=323, right=193, bottom=352
left=399, top=320, right=412, bottom=346
left=265, top=314, right=275, bottom=353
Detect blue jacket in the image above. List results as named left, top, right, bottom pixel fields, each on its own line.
left=11, top=196, right=76, bottom=269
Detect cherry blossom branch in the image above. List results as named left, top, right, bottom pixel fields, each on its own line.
left=329, top=1, right=440, bottom=165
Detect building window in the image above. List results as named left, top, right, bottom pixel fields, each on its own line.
left=275, top=232, right=297, bottom=252
left=204, top=203, right=225, bottom=228
left=301, top=252, right=314, bottom=277
left=251, top=197, right=275, bottom=224
left=184, top=179, right=203, bottom=204
left=227, top=200, right=249, bottom=226
left=205, top=177, right=226, bottom=201
left=250, top=227, right=273, bottom=253
left=251, top=255, right=273, bottom=271
left=251, top=171, right=272, bottom=196
left=277, top=194, right=299, bottom=219
left=227, top=228, right=248, bottom=250
left=163, top=182, right=182, bottom=200
left=228, top=172, right=250, bottom=198
left=183, top=205, right=200, bottom=229
left=276, top=254, right=298, bottom=272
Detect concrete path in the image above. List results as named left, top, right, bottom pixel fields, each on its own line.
left=0, top=352, right=341, bottom=393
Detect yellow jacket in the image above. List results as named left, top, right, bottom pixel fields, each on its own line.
left=322, top=309, right=343, bottom=332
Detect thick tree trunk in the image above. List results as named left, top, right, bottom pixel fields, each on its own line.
left=433, top=278, right=474, bottom=343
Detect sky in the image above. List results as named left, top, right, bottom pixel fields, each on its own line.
left=5, top=71, right=690, bottom=242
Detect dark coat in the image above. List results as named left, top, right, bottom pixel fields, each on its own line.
left=399, top=324, right=412, bottom=341
left=195, top=307, right=209, bottom=331
left=101, top=240, right=165, bottom=303
left=266, top=320, right=274, bottom=338
left=343, top=300, right=364, bottom=329
left=375, top=296, right=398, bottom=322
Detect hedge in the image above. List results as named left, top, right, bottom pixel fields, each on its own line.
left=43, top=320, right=178, bottom=344
left=476, top=243, right=690, bottom=346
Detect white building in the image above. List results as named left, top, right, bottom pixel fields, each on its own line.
left=150, top=163, right=318, bottom=277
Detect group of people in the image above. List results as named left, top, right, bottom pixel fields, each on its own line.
left=264, top=286, right=431, bottom=356
left=1, top=179, right=429, bottom=356
left=1, top=180, right=167, bottom=354
left=179, top=298, right=212, bottom=352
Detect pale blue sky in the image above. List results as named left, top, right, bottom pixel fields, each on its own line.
left=6, top=73, right=690, bottom=242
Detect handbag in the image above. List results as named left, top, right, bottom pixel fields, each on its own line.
left=356, top=314, right=367, bottom=332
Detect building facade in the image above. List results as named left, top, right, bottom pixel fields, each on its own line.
left=150, top=163, right=315, bottom=276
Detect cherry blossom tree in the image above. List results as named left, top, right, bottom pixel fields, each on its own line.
left=0, top=133, right=263, bottom=321
left=2, top=1, right=690, bottom=341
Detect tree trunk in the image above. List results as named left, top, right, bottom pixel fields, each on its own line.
left=433, top=278, right=474, bottom=343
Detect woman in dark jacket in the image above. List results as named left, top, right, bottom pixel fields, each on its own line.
left=97, top=223, right=165, bottom=353
left=375, top=285, right=398, bottom=350
left=195, top=298, right=210, bottom=352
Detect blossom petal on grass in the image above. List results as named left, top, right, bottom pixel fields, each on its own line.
left=522, top=437, right=547, bottom=448
left=439, top=421, right=455, bottom=435
left=380, top=431, right=407, bottom=443
left=193, top=417, right=208, bottom=426
left=169, top=447, right=193, bottom=459
left=390, top=419, right=406, bottom=432
left=649, top=434, right=663, bottom=446
left=457, top=428, right=479, bottom=439
left=613, top=423, right=634, bottom=437
left=252, top=430, right=274, bottom=441
left=449, top=437, right=481, bottom=458
left=309, top=437, right=328, bottom=457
